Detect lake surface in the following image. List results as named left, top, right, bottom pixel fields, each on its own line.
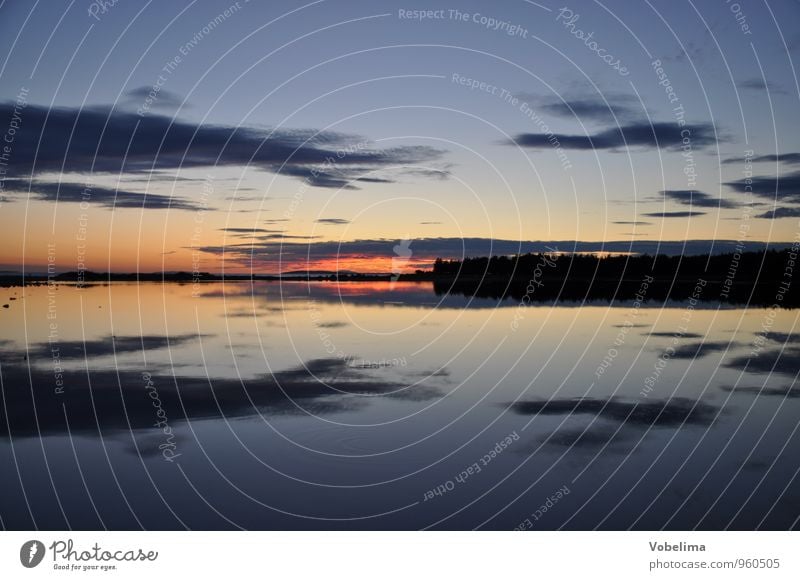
left=1, top=281, right=799, bottom=530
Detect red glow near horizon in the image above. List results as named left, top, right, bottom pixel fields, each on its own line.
left=272, top=254, right=436, bottom=274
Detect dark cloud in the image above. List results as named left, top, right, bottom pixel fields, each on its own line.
left=409, top=368, right=450, bottom=378
left=640, top=211, right=706, bottom=218
left=515, top=93, right=639, bottom=123
left=720, top=384, right=800, bottom=398
left=509, top=397, right=717, bottom=427
left=27, top=333, right=206, bottom=360
left=2, top=178, right=200, bottom=210
left=722, top=153, right=800, bottom=165
left=646, top=332, right=704, bottom=339
left=315, top=218, right=350, bottom=225
left=669, top=341, right=741, bottom=359
left=765, top=332, right=800, bottom=344
left=660, top=189, right=739, bottom=209
left=510, top=122, right=717, bottom=151
left=725, top=170, right=800, bottom=203
left=274, top=165, right=362, bottom=189
left=399, top=167, right=452, bottom=180
left=0, top=356, right=445, bottom=438
left=123, top=86, right=188, bottom=111
left=726, top=348, right=800, bottom=376
left=315, top=321, right=349, bottom=328
left=612, top=220, right=652, bottom=225
left=355, top=176, right=395, bottom=184
left=252, top=233, right=320, bottom=241
left=220, top=227, right=285, bottom=234
left=279, top=167, right=397, bottom=189
left=543, top=99, right=635, bottom=122
left=754, top=206, right=800, bottom=219
left=0, top=103, right=444, bottom=190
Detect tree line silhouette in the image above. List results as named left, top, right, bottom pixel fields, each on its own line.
left=427, top=250, right=798, bottom=306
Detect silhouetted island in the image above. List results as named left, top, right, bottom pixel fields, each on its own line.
left=423, top=249, right=798, bottom=306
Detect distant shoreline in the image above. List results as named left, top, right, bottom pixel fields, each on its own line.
left=0, top=271, right=396, bottom=285
left=2, top=249, right=797, bottom=307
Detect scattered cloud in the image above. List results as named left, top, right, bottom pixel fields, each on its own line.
left=720, top=384, right=800, bottom=398
left=754, top=206, right=800, bottom=219
left=315, top=218, right=351, bottom=225
left=123, top=86, right=188, bottom=111
left=399, top=167, right=452, bottom=180
left=764, top=332, right=800, bottom=344
left=515, top=93, right=640, bottom=123
left=0, top=356, right=445, bottom=438
left=726, top=347, right=800, bottom=376
left=725, top=170, right=800, bottom=203
left=25, top=333, right=206, bottom=359
left=220, top=227, right=284, bottom=234
left=660, top=189, right=740, bottom=209
left=640, top=210, right=706, bottom=218
left=0, top=103, right=446, bottom=192
left=2, top=178, right=200, bottom=210
left=668, top=341, right=741, bottom=359
left=721, top=152, right=800, bottom=165
left=510, top=122, right=717, bottom=151
left=646, top=332, right=704, bottom=339
left=509, top=397, right=717, bottom=427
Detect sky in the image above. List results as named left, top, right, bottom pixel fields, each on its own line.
left=0, top=0, right=799, bottom=273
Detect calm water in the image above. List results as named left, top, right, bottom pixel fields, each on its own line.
left=1, top=281, right=799, bottom=530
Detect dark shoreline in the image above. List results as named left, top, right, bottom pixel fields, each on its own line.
left=2, top=249, right=797, bottom=307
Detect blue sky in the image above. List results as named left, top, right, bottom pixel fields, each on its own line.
left=1, top=0, right=799, bottom=272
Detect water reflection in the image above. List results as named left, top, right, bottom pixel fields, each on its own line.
left=509, top=397, right=718, bottom=427
left=0, top=357, right=445, bottom=438
left=0, top=281, right=798, bottom=530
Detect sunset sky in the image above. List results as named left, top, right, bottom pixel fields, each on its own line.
left=1, top=0, right=799, bottom=273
